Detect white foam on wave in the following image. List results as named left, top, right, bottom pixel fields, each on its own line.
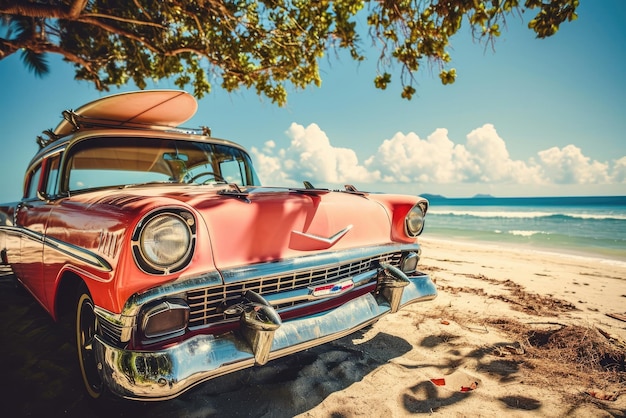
left=508, top=230, right=545, bottom=237
left=428, top=209, right=626, bottom=221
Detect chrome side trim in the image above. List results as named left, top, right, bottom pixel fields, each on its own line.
left=0, top=225, right=112, bottom=271
left=45, top=235, right=112, bottom=271
left=3, top=225, right=43, bottom=243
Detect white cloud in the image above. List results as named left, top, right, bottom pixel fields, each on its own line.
left=364, top=124, right=543, bottom=184
left=250, top=142, right=295, bottom=186
left=250, top=122, right=623, bottom=191
left=611, top=156, right=626, bottom=183
left=536, top=145, right=610, bottom=184
left=251, top=123, right=380, bottom=187
left=464, top=124, right=543, bottom=183
left=364, top=128, right=471, bottom=183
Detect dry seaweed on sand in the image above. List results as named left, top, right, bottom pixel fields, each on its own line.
left=487, top=319, right=626, bottom=398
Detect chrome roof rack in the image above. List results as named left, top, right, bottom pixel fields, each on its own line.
left=35, top=109, right=211, bottom=149
left=36, top=129, right=60, bottom=149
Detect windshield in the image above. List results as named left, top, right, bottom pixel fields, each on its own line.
left=64, top=136, right=260, bottom=192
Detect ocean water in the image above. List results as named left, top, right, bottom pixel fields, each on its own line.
left=421, top=195, right=626, bottom=263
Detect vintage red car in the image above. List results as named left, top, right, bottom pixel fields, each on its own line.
left=0, top=90, right=436, bottom=401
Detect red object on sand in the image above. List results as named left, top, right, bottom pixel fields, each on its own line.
left=460, top=382, right=479, bottom=392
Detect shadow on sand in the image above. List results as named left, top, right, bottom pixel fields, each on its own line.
left=0, top=270, right=411, bottom=417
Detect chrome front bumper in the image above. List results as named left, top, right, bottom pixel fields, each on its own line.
left=94, top=272, right=436, bottom=401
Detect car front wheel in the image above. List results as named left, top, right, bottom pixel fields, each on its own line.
left=76, top=286, right=105, bottom=399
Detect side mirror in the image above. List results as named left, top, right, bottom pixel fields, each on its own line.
left=37, top=190, right=50, bottom=202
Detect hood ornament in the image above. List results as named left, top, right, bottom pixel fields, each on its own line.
left=289, top=225, right=353, bottom=251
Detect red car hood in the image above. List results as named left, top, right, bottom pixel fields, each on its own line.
left=74, top=185, right=397, bottom=271
left=189, top=187, right=394, bottom=269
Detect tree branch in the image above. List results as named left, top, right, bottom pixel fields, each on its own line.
left=1, top=2, right=70, bottom=19
left=68, top=0, right=88, bottom=18
left=80, top=13, right=166, bottom=29
left=0, top=37, right=103, bottom=89
left=76, top=16, right=163, bottom=54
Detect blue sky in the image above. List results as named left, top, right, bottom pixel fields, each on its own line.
left=0, top=2, right=624, bottom=202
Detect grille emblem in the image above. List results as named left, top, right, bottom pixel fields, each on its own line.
left=309, top=279, right=354, bottom=298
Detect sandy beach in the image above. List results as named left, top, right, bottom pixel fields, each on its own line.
left=1, top=237, right=625, bottom=417
left=296, top=238, right=626, bottom=418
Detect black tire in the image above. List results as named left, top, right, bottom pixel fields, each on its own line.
left=75, top=285, right=106, bottom=399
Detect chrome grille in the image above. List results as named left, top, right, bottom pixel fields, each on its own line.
left=97, top=314, right=124, bottom=343
left=187, top=251, right=403, bottom=328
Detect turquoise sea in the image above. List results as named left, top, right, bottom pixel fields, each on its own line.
left=421, top=195, right=626, bottom=264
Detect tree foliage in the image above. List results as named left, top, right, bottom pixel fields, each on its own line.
left=0, top=0, right=579, bottom=106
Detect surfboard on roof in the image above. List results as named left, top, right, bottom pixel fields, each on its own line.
left=53, top=90, right=198, bottom=136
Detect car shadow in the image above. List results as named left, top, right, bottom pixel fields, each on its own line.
left=0, top=271, right=412, bottom=417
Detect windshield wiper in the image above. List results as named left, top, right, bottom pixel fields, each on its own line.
left=217, top=183, right=250, bottom=203
left=122, top=180, right=177, bottom=189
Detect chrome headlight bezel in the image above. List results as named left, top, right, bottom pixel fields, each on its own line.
left=405, top=201, right=428, bottom=238
left=132, top=209, right=196, bottom=275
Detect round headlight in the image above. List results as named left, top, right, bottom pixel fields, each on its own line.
left=139, top=214, right=191, bottom=270
left=405, top=204, right=426, bottom=237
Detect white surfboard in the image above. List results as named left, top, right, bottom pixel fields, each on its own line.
left=53, top=90, right=198, bottom=136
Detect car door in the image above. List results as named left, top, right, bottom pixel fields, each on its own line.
left=14, top=154, right=60, bottom=311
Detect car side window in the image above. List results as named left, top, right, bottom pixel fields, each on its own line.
left=45, top=154, right=61, bottom=197
left=213, top=145, right=260, bottom=186
left=24, top=164, right=42, bottom=200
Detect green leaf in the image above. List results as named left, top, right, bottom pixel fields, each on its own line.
left=20, top=50, right=49, bottom=77
left=2, top=0, right=579, bottom=104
